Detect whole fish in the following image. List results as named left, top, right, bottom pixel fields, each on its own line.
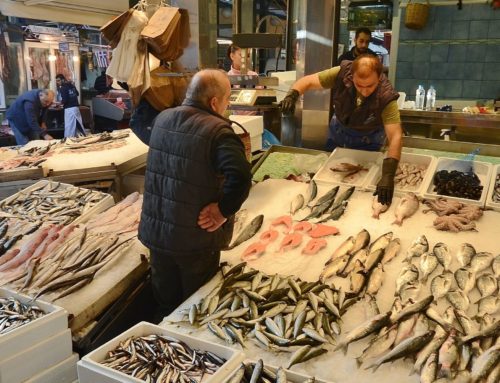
left=456, top=243, right=476, bottom=267
left=290, top=193, right=305, bottom=215
left=227, top=214, right=264, bottom=250
left=476, top=274, right=497, bottom=298
left=453, top=309, right=477, bottom=336
left=313, top=185, right=339, bottom=207
left=366, top=263, right=384, bottom=296
left=350, top=229, right=371, bottom=255
left=356, top=324, right=398, bottom=366
left=320, top=200, right=348, bottom=221
left=424, top=307, right=456, bottom=334
left=324, top=236, right=354, bottom=265
left=393, top=314, right=418, bottom=346
left=320, top=254, right=350, bottom=281
left=334, top=311, right=392, bottom=353
left=341, top=248, right=368, bottom=277
left=366, top=330, right=435, bottom=371
left=329, top=186, right=355, bottom=211
left=392, top=192, right=419, bottom=226
left=399, top=282, right=421, bottom=304
left=470, top=344, right=500, bottom=383
left=233, top=209, right=248, bottom=239
left=419, top=252, right=439, bottom=282
left=406, top=235, right=428, bottom=260
left=395, top=263, right=419, bottom=296
left=364, top=248, right=385, bottom=272
left=372, top=196, right=389, bottom=219
left=438, top=330, right=460, bottom=378
left=433, top=242, right=452, bottom=271
left=350, top=260, right=366, bottom=295
left=420, top=352, right=438, bottom=383
left=414, top=326, right=448, bottom=374
left=461, top=318, right=500, bottom=344
left=476, top=296, right=499, bottom=317
left=486, top=355, right=500, bottom=383
left=381, top=238, right=401, bottom=264
left=454, top=267, right=476, bottom=294
left=390, top=295, right=434, bottom=325
left=369, top=231, right=393, bottom=253
left=446, top=290, right=470, bottom=311
left=469, top=252, right=494, bottom=273
left=304, top=180, right=318, bottom=207
left=431, top=272, right=453, bottom=300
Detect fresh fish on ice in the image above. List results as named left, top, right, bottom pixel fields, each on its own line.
left=431, top=272, right=454, bottom=300
left=227, top=214, right=264, bottom=250
left=456, top=243, right=476, bottom=267
left=392, top=192, right=419, bottom=226
left=433, top=242, right=452, bottom=271
left=372, top=195, right=389, bottom=219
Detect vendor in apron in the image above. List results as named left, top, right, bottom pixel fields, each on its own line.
left=56, top=74, right=85, bottom=138
left=280, top=55, right=402, bottom=206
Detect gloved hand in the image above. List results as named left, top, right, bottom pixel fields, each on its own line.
left=374, top=157, right=399, bottom=205
left=279, top=89, right=300, bottom=115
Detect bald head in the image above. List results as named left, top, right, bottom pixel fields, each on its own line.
left=185, top=70, right=231, bottom=113
left=39, top=89, right=55, bottom=107
left=352, top=54, right=383, bottom=78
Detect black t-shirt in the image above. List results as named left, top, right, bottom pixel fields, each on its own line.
left=60, top=83, right=79, bottom=109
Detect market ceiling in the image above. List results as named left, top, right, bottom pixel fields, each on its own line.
left=0, top=0, right=129, bottom=27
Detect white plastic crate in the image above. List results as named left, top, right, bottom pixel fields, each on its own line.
left=0, top=288, right=68, bottom=362
left=423, top=157, right=492, bottom=207
left=25, top=353, right=79, bottom=383
left=0, top=329, right=72, bottom=383
left=312, top=147, right=382, bottom=189
left=78, top=321, right=245, bottom=383
left=222, top=360, right=333, bottom=383
left=365, top=152, right=437, bottom=197
left=485, top=164, right=500, bottom=212
left=0, top=179, right=114, bottom=225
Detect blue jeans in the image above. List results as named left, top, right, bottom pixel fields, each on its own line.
left=9, top=121, right=40, bottom=145
left=326, top=115, right=386, bottom=152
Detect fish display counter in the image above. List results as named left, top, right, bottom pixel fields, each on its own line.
left=159, top=172, right=499, bottom=383
left=0, top=129, right=148, bottom=193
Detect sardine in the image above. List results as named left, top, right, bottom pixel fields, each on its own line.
left=227, top=215, right=264, bottom=250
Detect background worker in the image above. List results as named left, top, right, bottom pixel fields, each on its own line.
left=280, top=55, right=402, bottom=206
left=6, top=89, right=54, bottom=145
left=139, top=69, right=252, bottom=321
left=56, top=74, right=85, bottom=138
left=338, top=27, right=378, bottom=63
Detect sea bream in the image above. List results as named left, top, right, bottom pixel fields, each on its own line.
left=456, top=243, right=476, bottom=267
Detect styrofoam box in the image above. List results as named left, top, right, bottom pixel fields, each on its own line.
left=25, top=353, right=79, bottom=383
left=0, top=329, right=72, bottom=383
left=365, top=152, right=437, bottom=197
left=0, top=288, right=68, bottom=362
left=312, top=147, right=383, bottom=188
left=222, top=360, right=334, bottom=383
left=78, top=321, right=245, bottom=383
left=230, top=115, right=264, bottom=152
left=423, top=157, right=493, bottom=207
left=485, top=164, right=500, bottom=212
left=0, top=179, right=114, bottom=225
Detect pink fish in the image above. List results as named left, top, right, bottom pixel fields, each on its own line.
left=259, top=229, right=279, bottom=244
left=278, top=232, right=303, bottom=252
left=271, top=215, right=293, bottom=233
left=293, top=221, right=313, bottom=233
left=308, top=224, right=339, bottom=238
left=302, top=238, right=327, bottom=255
left=241, top=242, right=267, bottom=261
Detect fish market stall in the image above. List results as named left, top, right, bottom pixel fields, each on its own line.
left=0, top=185, right=149, bottom=335
left=0, top=130, right=148, bottom=197
left=156, top=151, right=499, bottom=383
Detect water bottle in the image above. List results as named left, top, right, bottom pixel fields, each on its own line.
left=426, top=86, right=436, bottom=111
left=415, top=85, right=425, bottom=110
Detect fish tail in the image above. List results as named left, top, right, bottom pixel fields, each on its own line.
left=355, top=357, right=363, bottom=368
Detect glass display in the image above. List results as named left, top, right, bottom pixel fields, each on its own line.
left=348, top=2, right=393, bottom=31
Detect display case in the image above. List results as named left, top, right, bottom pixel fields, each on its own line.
left=347, top=1, right=393, bottom=30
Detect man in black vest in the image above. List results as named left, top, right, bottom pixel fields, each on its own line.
left=139, top=69, right=252, bottom=321
left=280, top=55, right=402, bottom=206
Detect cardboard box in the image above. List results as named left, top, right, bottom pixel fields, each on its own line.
left=78, top=321, right=245, bottom=383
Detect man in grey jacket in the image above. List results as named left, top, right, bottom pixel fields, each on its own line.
left=139, top=69, right=252, bottom=321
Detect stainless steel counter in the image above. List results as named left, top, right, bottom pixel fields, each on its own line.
left=400, top=109, right=500, bottom=129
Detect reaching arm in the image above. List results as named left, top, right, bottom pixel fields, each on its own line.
left=384, top=122, right=403, bottom=161
left=280, top=73, right=324, bottom=115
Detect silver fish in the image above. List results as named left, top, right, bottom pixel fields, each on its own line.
left=470, top=344, right=500, bottom=383
left=461, top=317, right=500, bottom=344
left=372, top=196, right=389, bottom=219
left=433, top=242, right=452, bottom=271
left=453, top=309, right=477, bottom=336
left=227, top=214, right=264, bottom=250
left=406, top=235, right=429, bottom=260
left=369, top=231, right=393, bottom=253
left=233, top=209, right=248, bottom=239
left=399, top=282, right=421, bottom=304
left=476, top=274, right=498, bottom=298
left=366, top=330, right=435, bottom=371
left=446, top=290, right=470, bottom=311
left=395, top=263, right=419, bottom=296
left=390, top=295, right=434, bottom=325
left=420, top=352, right=438, bottom=383
left=469, top=252, right=494, bottom=273
left=476, top=296, right=499, bottom=317
left=438, top=330, right=460, bottom=379
left=456, top=243, right=476, bottom=267
left=431, top=272, right=453, bottom=300
left=366, top=263, right=384, bottom=296
left=454, top=267, right=476, bottom=294
left=304, top=180, right=318, bottom=207
left=350, top=229, right=371, bottom=255
left=356, top=324, right=398, bottom=366
left=414, top=326, right=448, bottom=374
left=290, top=194, right=305, bottom=215
left=392, top=192, right=419, bottom=226
left=419, top=252, right=439, bottom=282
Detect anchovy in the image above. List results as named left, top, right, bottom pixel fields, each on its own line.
left=0, top=297, right=45, bottom=335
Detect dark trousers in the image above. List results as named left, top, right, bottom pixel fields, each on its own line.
left=149, top=249, right=221, bottom=323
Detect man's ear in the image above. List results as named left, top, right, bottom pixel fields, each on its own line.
left=209, top=96, right=217, bottom=112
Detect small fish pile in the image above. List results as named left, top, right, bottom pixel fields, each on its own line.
left=0, top=143, right=53, bottom=170
left=330, top=162, right=368, bottom=183
left=0, top=296, right=45, bottom=335
left=492, top=172, right=500, bottom=203
left=393, top=162, right=427, bottom=189
left=100, top=334, right=227, bottom=382
left=423, top=198, right=483, bottom=232
left=0, top=217, right=40, bottom=257
left=0, top=181, right=108, bottom=225
left=320, top=230, right=401, bottom=299
left=60, top=130, right=130, bottom=153
left=227, top=359, right=319, bottom=382
left=432, top=170, right=483, bottom=201
left=185, top=262, right=345, bottom=368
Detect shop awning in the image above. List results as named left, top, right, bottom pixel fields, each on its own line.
left=0, top=0, right=129, bottom=27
